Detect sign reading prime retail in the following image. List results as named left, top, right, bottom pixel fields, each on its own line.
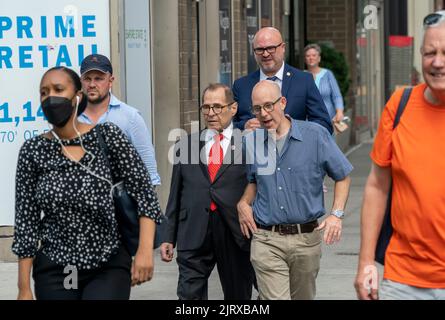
left=0, top=0, right=110, bottom=225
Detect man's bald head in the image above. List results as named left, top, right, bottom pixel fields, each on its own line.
left=251, top=80, right=287, bottom=131
left=252, top=28, right=286, bottom=76
left=253, top=27, right=283, bottom=47
left=252, top=80, right=281, bottom=102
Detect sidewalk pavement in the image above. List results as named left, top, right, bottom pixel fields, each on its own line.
left=0, top=142, right=381, bottom=300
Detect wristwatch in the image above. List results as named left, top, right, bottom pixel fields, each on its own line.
left=331, top=209, right=345, bottom=219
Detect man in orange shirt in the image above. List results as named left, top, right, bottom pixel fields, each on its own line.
left=355, top=11, right=445, bottom=300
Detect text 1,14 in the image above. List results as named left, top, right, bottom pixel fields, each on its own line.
left=0, top=102, right=46, bottom=127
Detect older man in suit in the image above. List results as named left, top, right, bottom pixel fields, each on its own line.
left=160, top=84, right=254, bottom=300
left=233, top=27, right=333, bottom=134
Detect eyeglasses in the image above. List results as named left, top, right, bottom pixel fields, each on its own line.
left=200, top=102, right=234, bottom=115
left=424, top=11, right=445, bottom=27
left=253, top=43, right=283, bottom=55
left=251, top=97, right=282, bottom=115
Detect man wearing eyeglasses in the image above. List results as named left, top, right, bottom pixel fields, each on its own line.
left=232, top=27, right=333, bottom=134
left=237, top=80, right=352, bottom=300
left=355, top=11, right=445, bottom=300
left=160, top=84, right=255, bottom=300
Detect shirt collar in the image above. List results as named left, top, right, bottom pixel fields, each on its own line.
left=262, top=116, right=303, bottom=142
left=78, top=93, right=115, bottom=122
left=204, top=122, right=233, bottom=142
left=109, top=93, right=121, bottom=108
left=288, top=117, right=303, bottom=141
left=260, top=62, right=285, bottom=82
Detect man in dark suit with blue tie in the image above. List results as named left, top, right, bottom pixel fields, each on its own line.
left=233, top=27, right=333, bottom=133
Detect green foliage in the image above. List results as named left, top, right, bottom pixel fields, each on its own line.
left=318, top=44, right=351, bottom=102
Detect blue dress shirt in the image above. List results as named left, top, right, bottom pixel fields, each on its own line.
left=79, top=94, right=161, bottom=185
left=244, top=118, right=353, bottom=225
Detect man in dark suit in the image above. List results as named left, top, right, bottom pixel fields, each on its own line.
left=233, top=27, right=333, bottom=134
left=160, top=84, right=254, bottom=300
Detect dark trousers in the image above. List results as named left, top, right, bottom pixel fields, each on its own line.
left=32, top=246, right=132, bottom=300
left=176, top=209, right=255, bottom=300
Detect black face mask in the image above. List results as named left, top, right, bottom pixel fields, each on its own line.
left=41, top=96, right=75, bottom=128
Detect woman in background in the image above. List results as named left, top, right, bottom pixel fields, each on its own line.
left=304, top=43, right=345, bottom=125
left=305, top=44, right=346, bottom=192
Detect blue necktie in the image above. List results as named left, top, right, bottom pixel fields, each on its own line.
left=266, top=76, right=279, bottom=82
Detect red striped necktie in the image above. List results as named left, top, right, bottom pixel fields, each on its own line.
left=208, top=133, right=224, bottom=211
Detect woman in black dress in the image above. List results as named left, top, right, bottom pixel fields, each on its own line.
left=12, top=66, right=162, bottom=300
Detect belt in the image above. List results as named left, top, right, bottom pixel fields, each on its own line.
left=257, top=220, right=319, bottom=235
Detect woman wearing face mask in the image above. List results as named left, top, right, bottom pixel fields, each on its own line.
left=12, top=67, right=162, bottom=300
left=304, top=44, right=345, bottom=126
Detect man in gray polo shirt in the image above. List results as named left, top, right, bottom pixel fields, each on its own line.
left=237, top=80, right=353, bottom=300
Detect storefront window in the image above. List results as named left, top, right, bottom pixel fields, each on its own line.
left=219, top=0, right=232, bottom=85
left=124, top=0, right=152, bottom=127
left=261, top=0, right=272, bottom=27
left=355, top=0, right=385, bottom=134
left=246, top=0, right=259, bottom=73
left=355, top=0, right=371, bottom=132
left=282, top=0, right=304, bottom=68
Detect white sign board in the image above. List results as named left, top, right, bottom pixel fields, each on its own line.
left=0, top=0, right=110, bottom=225
left=124, top=0, right=153, bottom=132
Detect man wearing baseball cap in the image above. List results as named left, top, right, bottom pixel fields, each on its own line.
left=78, top=54, right=161, bottom=186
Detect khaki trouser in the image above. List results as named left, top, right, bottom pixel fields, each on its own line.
left=250, top=228, right=322, bottom=300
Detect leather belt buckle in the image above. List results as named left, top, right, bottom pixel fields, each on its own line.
left=278, top=224, right=301, bottom=235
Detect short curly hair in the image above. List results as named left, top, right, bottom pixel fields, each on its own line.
left=304, top=43, right=322, bottom=55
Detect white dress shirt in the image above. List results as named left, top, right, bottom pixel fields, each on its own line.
left=259, top=62, right=285, bottom=90
left=203, top=123, right=233, bottom=164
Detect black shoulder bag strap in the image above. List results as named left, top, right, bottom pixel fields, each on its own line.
left=394, top=88, right=413, bottom=128
left=375, top=87, right=412, bottom=265
left=96, top=127, right=116, bottom=184
left=97, top=125, right=165, bottom=251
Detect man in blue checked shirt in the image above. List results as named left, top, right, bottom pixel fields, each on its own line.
left=78, top=54, right=161, bottom=186
left=237, top=80, right=353, bottom=300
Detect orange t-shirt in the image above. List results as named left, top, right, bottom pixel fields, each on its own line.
left=371, top=83, right=445, bottom=288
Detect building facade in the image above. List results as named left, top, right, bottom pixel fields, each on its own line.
left=1, top=0, right=436, bottom=260
left=150, top=0, right=305, bottom=206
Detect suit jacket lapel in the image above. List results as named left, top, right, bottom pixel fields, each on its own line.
left=198, top=134, right=211, bottom=182
left=251, top=70, right=261, bottom=89
left=213, top=130, right=244, bottom=183
left=282, top=63, right=292, bottom=99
